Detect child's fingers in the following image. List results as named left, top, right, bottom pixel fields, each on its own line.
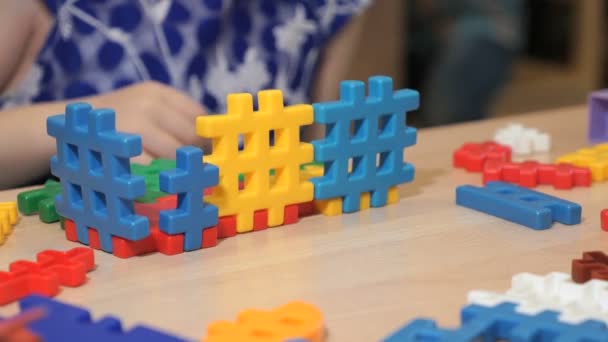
left=0, top=307, right=45, bottom=336
left=159, top=84, right=206, bottom=120
left=142, top=130, right=183, bottom=160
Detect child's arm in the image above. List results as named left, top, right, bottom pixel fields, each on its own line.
left=0, top=82, right=206, bottom=189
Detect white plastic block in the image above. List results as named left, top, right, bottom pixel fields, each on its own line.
left=494, top=123, right=551, bottom=155
left=468, top=272, right=608, bottom=324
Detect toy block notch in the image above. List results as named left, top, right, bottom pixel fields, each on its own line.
left=196, top=90, right=314, bottom=233
left=47, top=102, right=150, bottom=252
left=456, top=181, right=581, bottom=230
left=310, top=75, right=418, bottom=214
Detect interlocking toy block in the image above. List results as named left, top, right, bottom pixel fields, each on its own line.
left=572, top=251, right=608, bottom=283
left=4, top=295, right=189, bottom=341
left=196, top=89, right=314, bottom=232
left=602, top=209, right=608, bottom=231
left=494, top=123, right=551, bottom=155
left=202, top=301, right=324, bottom=342
left=48, top=102, right=149, bottom=252
left=588, top=89, right=608, bottom=143
left=456, top=181, right=582, bottom=229
left=0, top=248, right=94, bottom=305
left=17, top=179, right=62, bottom=223
left=0, top=202, right=18, bottom=245
left=469, top=272, right=608, bottom=324
left=483, top=160, right=592, bottom=189
left=557, top=144, right=608, bottom=182
left=131, top=158, right=175, bottom=203
left=453, top=141, right=511, bottom=172
left=310, top=76, right=417, bottom=214
left=159, top=146, right=218, bottom=251
left=383, top=303, right=608, bottom=342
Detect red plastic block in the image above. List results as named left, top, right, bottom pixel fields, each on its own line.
left=483, top=160, right=592, bottom=189
left=65, top=219, right=217, bottom=259
left=217, top=216, right=237, bottom=238
left=298, top=201, right=316, bottom=217
left=284, top=204, right=299, bottom=224
left=453, top=141, right=512, bottom=172
left=571, top=251, right=608, bottom=283
left=0, top=247, right=94, bottom=305
left=134, top=195, right=177, bottom=226
left=602, top=209, right=608, bottom=231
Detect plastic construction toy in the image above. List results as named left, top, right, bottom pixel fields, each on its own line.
left=468, top=272, right=608, bottom=325
left=309, top=76, right=417, bottom=215
left=131, top=158, right=175, bottom=203
left=159, top=146, right=219, bottom=251
left=2, top=295, right=190, bottom=342
left=572, top=251, right=608, bottom=283
left=456, top=181, right=582, bottom=230
left=203, top=301, right=324, bottom=342
left=0, top=202, right=18, bottom=245
left=453, top=141, right=511, bottom=173
left=48, top=102, right=150, bottom=253
left=196, top=89, right=314, bottom=233
left=384, top=302, right=608, bottom=341
left=602, top=209, right=608, bottom=231
left=17, top=180, right=62, bottom=223
left=557, top=144, right=608, bottom=182
left=0, top=248, right=94, bottom=305
left=494, top=123, right=551, bottom=155
left=588, top=89, right=608, bottom=143
left=483, top=160, right=592, bottom=189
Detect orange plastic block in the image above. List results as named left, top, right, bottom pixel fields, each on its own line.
left=197, top=90, right=314, bottom=232
left=0, top=202, right=18, bottom=245
left=202, top=301, right=324, bottom=342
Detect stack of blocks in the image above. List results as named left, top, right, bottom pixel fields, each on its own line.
left=45, top=76, right=418, bottom=258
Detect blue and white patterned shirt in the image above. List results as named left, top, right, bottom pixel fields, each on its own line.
left=1, top=0, right=369, bottom=112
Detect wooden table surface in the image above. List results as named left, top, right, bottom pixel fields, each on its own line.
left=0, top=105, right=603, bottom=341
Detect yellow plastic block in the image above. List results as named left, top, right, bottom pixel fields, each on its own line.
left=387, top=186, right=399, bottom=204
left=197, top=90, right=314, bottom=232
left=203, top=301, right=324, bottom=342
left=0, top=202, right=18, bottom=245
left=557, top=144, right=608, bottom=181
left=360, top=192, right=371, bottom=210
left=315, top=198, right=342, bottom=216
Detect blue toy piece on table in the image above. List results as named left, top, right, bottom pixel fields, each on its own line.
left=3, top=295, right=190, bottom=342
left=310, top=76, right=418, bottom=213
left=48, top=103, right=149, bottom=252
left=456, top=181, right=581, bottom=230
left=384, top=302, right=608, bottom=341
left=159, top=146, right=219, bottom=251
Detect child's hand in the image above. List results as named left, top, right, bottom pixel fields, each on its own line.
left=89, top=81, right=206, bottom=162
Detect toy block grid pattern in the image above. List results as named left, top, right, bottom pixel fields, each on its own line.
left=310, top=76, right=417, bottom=214
left=483, top=160, right=592, bottom=189
left=456, top=181, right=582, bottom=230
left=557, top=144, right=608, bottom=182
left=588, top=89, right=608, bottom=143
left=453, top=141, right=511, bottom=172
left=572, top=251, right=608, bottom=283
left=196, top=90, right=314, bottom=232
left=203, top=301, right=324, bottom=342
left=494, top=123, right=550, bottom=155
left=48, top=102, right=149, bottom=253
left=17, top=180, right=62, bottom=223
left=468, top=272, right=608, bottom=325
left=7, top=295, right=189, bottom=342
left=0, top=202, right=18, bottom=245
left=384, top=303, right=608, bottom=342
left=131, top=159, right=175, bottom=203
left=0, top=248, right=94, bottom=305
left=159, top=146, right=218, bottom=251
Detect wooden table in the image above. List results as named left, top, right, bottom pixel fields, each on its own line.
left=0, top=106, right=603, bottom=341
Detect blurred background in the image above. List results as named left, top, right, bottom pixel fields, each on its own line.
left=344, top=0, right=605, bottom=127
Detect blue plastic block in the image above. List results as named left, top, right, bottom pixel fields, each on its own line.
left=5, top=295, right=191, bottom=342
left=48, top=103, right=149, bottom=252
left=310, top=76, right=418, bottom=213
left=159, top=146, right=219, bottom=251
left=456, top=181, right=581, bottom=230
left=384, top=303, right=608, bottom=341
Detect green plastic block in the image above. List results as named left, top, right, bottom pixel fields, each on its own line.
left=17, top=180, right=62, bottom=223
left=132, top=158, right=175, bottom=203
